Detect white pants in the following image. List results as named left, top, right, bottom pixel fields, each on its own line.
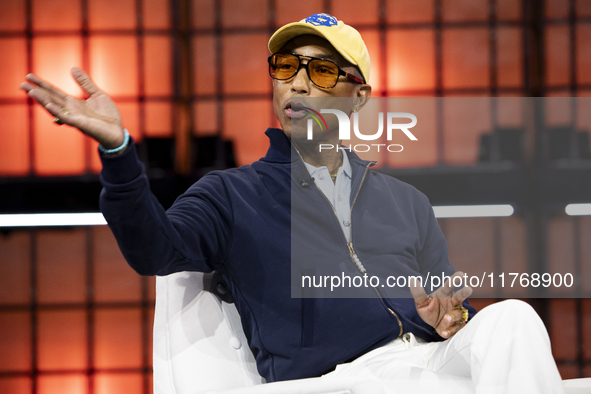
left=322, top=300, right=565, bottom=394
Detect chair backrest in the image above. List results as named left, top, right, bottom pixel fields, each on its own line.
left=153, top=271, right=264, bottom=394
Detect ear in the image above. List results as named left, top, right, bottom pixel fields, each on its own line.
left=352, top=84, right=372, bottom=112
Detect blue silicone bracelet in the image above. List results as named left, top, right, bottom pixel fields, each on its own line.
left=98, top=129, right=130, bottom=154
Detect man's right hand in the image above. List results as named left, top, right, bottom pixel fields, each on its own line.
left=20, top=67, right=125, bottom=150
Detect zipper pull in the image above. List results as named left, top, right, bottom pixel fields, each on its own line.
left=347, top=242, right=355, bottom=255
left=347, top=242, right=367, bottom=274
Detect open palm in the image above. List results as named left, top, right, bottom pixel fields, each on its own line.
left=20, top=67, right=125, bottom=149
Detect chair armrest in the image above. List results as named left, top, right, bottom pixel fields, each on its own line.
left=205, top=377, right=385, bottom=394
left=564, top=378, right=591, bottom=394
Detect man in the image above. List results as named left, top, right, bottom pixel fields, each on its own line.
left=21, top=13, right=565, bottom=393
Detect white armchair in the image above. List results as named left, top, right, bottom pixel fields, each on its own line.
left=153, top=271, right=591, bottom=394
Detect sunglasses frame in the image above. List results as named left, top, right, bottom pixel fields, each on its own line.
left=267, top=52, right=365, bottom=89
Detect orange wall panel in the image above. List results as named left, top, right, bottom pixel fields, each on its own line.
left=95, top=373, right=143, bottom=394
left=144, top=36, right=172, bottom=96
left=37, top=375, right=87, bottom=394
left=0, top=105, right=30, bottom=176
left=191, top=0, right=215, bottom=29
left=442, top=0, right=488, bottom=22
left=0, top=0, right=26, bottom=32
left=546, top=0, right=569, bottom=19
left=0, top=38, right=28, bottom=99
left=545, top=26, right=570, bottom=87
left=496, top=27, right=523, bottom=88
left=93, top=226, right=142, bottom=302
left=221, top=0, right=268, bottom=28
left=37, top=229, right=87, bottom=304
left=385, top=98, right=438, bottom=168
left=32, top=37, right=84, bottom=97
left=37, top=310, right=87, bottom=370
left=0, top=232, right=31, bottom=304
left=576, top=25, right=591, bottom=86
left=550, top=299, right=578, bottom=360
left=584, top=299, right=591, bottom=360
left=578, top=0, right=591, bottom=17
left=331, top=0, right=379, bottom=25
left=118, top=102, right=142, bottom=139
left=497, top=0, right=522, bottom=20
left=32, top=0, right=81, bottom=31
left=0, top=378, right=32, bottom=394
left=94, top=309, right=142, bottom=369
left=387, top=30, right=436, bottom=92
left=88, top=0, right=136, bottom=30
left=192, top=35, right=217, bottom=96
left=442, top=97, right=491, bottom=165
left=443, top=28, right=490, bottom=89
left=275, top=0, right=323, bottom=26
left=89, top=36, right=138, bottom=97
left=0, top=312, right=31, bottom=371
left=144, top=0, right=171, bottom=29
left=495, top=95, right=524, bottom=128
left=387, top=0, right=433, bottom=23
left=222, top=34, right=271, bottom=95
left=193, top=100, right=218, bottom=136
left=144, top=101, right=172, bottom=137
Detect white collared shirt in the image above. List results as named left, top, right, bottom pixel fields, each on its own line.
left=304, top=152, right=352, bottom=242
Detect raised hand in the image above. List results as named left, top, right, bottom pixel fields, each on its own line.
left=409, top=271, right=473, bottom=339
left=20, top=67, right=125, bottom=150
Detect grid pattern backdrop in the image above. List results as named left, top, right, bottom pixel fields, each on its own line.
left=1, top=0, right=591, bottom=393
left=2, top=0, right=591, bottom=175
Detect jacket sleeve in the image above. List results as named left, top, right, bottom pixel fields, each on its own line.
left=99, top=138, right=233, bottom=276
left=416, top=196, right=478, bottom=317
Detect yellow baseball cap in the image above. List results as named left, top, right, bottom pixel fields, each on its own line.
left=268, top=13, right=370, bottom=84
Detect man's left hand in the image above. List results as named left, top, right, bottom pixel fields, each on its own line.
left=409, top=272, right=472, bottom=339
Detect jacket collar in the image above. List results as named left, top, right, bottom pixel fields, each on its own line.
left=261, top=128, right=376, bottom=194
left=262, top=128, right=375, bottom=168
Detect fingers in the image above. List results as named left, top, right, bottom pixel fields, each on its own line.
left=26, top=86, right=64, bottom=110
left=440, top=320, right=465, bottom=339
left=438, top=271, right=463, bottom=297
left=439, top=307, right=467, bottom=338
left=71, top=67, right=100, bottom=96
left=19, top=82, right=37, bottom=92
left=44, top=103, right=70, bottom=124
left=452, top=285, right=472, bottom=301
left=21, top=74, right=67, bottom=110
left=25, top=73, right=68, bottom=100
left=433, top=271, right=474, bottom=300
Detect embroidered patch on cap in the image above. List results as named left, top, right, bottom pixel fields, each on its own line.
left=304, top=13, right=338, bottom=27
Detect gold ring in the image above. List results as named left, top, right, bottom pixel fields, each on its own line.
left=453, top=305, right=469, bottom=323
left=60, top=108, right=69, bottom=116
left=53, top=116, right=64, bottom=125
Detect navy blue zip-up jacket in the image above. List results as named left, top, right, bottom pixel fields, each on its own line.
left=99, top=128, right=476, bottom=382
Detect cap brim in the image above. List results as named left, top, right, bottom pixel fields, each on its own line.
left=268, top=23, right=357, bottom=67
